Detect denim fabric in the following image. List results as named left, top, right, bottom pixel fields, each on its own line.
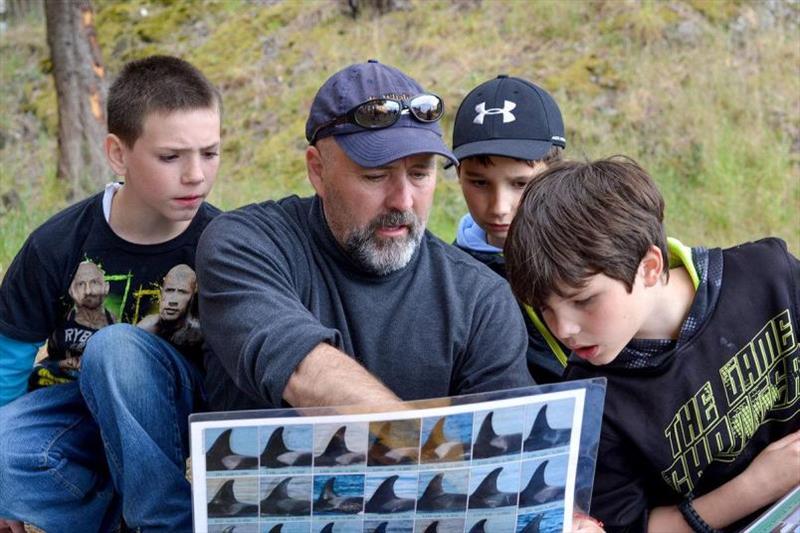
left=0, top=324, right=204, bottom=532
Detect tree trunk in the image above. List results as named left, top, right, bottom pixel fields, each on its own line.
left=44, top=0, right=107, bottom=199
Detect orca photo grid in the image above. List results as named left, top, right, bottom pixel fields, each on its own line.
left=190, top=388, right=585, bottom=533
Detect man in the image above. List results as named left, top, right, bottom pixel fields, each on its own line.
left=138, top=263, right=202, bottom=351
left=197, top=60, right=533, bottom=412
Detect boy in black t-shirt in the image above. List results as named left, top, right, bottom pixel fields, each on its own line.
left=505, top=157, right=800, bottom=532
left=0, top=55, right=222, bottom=531
left=451, top=75, right=568, bottom=383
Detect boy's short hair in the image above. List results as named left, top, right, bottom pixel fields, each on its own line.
left=107, top=55, right=221, bottom=147
left=505, top=156, right=669, bottom=309
left=460, top=146, right=563, bottom=170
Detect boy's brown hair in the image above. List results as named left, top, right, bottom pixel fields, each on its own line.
left=460, top=146, right=563, bottom=170
left=505, top=156, right=669, bottom=310
left=107, top=55, right=221, bottom=147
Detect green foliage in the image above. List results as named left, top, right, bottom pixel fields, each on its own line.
left=1, top=0, right=798, bottom=280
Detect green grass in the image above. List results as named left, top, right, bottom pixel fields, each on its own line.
left=1, top=0, right=798, bottom=279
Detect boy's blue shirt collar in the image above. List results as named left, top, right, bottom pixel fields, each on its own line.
left=456, top=213, right=503, bottom=254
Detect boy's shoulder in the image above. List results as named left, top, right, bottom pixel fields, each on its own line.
left=24, top=191, right=104, bottom=253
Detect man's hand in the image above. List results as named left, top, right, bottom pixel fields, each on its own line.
left=0, top=518, right=25, bottom=533
left=283, top=343, right=401, bottom=408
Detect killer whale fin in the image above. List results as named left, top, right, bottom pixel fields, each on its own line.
left=374, top=522, right=388, bottom=533
left=208, top=478, right=259, bottom=516
left=319, top=477, right=337, bottom=502
left=519, top=460, right=564, bottom=507
left=419, top=473, right=445, bottom=503
left=206, top=429, right=235, bottom=469
left=520, top=514, right=542, bottom=533
left=370, top=475, right=401, bottom=503
left=475, top=412, right=498, bottom=446
left=322, top=426, right=350, bottom=456
left=524, top=405, right=570, bottom=451
left=261, top=427, right=290, bottom=463
left=471, top=467, right=503, bottom=500
left=421, top=418, right=447, bottom=456
left=206, top=428, right=258, bottom=470
left=523, top=462, right=547, bottom=496
left=209, top=478, right=237, bottom=504
left=468, top=518, right=487, bottom=533
left=320, top=523, right=335, bottom=533
left=267, top=525, right=283, bottom=533
left=423, top=521, right=439, bottom=533
left=266, top=477, right=293, bottom=501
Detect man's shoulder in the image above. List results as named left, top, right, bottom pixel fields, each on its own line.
left=199, top=195, right=311, bottom=254
left=206, top=195, right=308, bottom=229
left=424, top=234, right=508, bottom=289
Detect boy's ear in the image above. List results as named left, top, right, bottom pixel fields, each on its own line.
left=105, top=134, right=128, bottom=177
left=306, top=144, right=325, bottom=198
left=640, top=244, right=665, bottom=287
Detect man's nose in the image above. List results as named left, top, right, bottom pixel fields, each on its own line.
left=385, top=175, right=414, bottom=212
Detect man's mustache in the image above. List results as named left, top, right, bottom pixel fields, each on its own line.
left=369, top=210, right=418, bottom=231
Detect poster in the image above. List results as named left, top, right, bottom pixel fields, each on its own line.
left=190, top=381, right=605, bottom=533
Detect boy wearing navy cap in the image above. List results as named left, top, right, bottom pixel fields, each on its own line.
left=452, top=75, right=569, bottom=383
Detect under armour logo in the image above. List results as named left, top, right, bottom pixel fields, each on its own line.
left=473, top=100, right=517, bottom=125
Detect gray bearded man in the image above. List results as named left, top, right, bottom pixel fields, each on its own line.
left=196, top=60, right=534, bottom=412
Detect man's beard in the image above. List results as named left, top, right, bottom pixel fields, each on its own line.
left=344, top=210, right=424, bottom=276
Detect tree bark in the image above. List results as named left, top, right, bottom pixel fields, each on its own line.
left=44, top=0, right=107, bottom=199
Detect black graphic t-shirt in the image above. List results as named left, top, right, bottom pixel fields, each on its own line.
left=0, top=191, right=219, bottom=373
left=566, top=238, right=800, bottom=531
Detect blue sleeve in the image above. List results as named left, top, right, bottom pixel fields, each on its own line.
left=0, top=334, right=44, bottom=406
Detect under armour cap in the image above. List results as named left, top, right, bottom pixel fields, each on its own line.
left=452, top=75, right=565, bottom=163
left=305, top=60, right=456, bottom=168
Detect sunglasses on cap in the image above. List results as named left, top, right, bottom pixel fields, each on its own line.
left=310, top=93, right=444, bottom=144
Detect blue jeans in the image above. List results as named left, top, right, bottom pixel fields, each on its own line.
left=0, top=324, right=204, bottom=532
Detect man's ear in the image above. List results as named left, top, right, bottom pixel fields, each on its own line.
left=640, top=244, right=665, bottom=287
left=105, top=134, right=128, bottom=177
left=306, top=144, right=325, bottom=198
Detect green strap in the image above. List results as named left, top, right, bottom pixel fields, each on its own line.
left=524, top=304, right=568, bottom=367
left=667, top=237, right=700, bottom=290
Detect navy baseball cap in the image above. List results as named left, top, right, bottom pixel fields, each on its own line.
left=305, top=60, right=457, bottom=168
left=452, top=75, right=565, bottom=164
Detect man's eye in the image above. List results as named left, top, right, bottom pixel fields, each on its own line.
left=513, top=180, right=530, bottom=189
left=364, top=174, right=387, bottom=181
left=203, top=151, right=219, bottom=159
left=411, top=171, right=431, bottom=180
left=159, top=154, right=179, bottom=162
left=574, top=296, right=594, bottom=307
left=469, top=180, right=487, bottom=188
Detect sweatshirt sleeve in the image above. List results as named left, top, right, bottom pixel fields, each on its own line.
left=196, top=210, right=339, bottom=407
left=453, top=278, right=535, bottom=394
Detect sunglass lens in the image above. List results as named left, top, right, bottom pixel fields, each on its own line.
left=354, top=99, right=402, bottom=129
left=409, top=94, right=443, bottom=122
